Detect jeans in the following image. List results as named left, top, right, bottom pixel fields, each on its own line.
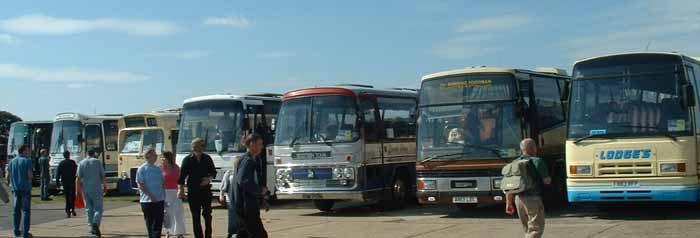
left=83, top=192, right=104, bottom=226
left=12, top=190, right=31, bottom=237
left=141, top=201, right=165, bottom=238
left=64, top=186, right=76, bottom=214
left=188, top=190, right=213, bottom=238
left=40, top=175, right=50, bottom=200
left=226, top=202, right=239, bottom=237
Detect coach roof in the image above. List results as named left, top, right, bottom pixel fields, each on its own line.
left=283, top=85, right=417, bottom=101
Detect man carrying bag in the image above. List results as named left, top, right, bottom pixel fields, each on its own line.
left=501, top=138, right=551, bottom=238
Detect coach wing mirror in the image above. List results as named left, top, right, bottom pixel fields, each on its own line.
left=516, top=101, right=529, bottom=118
left=560, top=81, right=570, bottom=101
left=77, top=134, right=83, bottom=143
left=270, top=118, right=276, bottom=131
left=214, top=139, right=223, bottom=154
left=683, top=84, right=696, bottom=108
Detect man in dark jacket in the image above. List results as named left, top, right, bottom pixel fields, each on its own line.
left=178, top=138, right=217, bottom=238
left=233, top=134, right=268, bottom=238
left=39, top=149, right=52, bottom=201
left=56, top=151, right=78, bottom=218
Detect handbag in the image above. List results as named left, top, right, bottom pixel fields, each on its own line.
left=75, top=188, right=85, bottom=209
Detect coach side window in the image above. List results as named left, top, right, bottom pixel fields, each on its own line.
left=360, top=97, right=379, bottom=142
left=377, top=97, right=417, bottom=140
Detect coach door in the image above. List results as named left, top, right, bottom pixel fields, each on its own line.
left=359, top=94, right=384, bottom=192
left=84, top=124, right=104, bottom=162
left=376, top=96, right=417, bottom=196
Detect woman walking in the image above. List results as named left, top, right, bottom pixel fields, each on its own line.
left=162, top=151, right=186, bottom=238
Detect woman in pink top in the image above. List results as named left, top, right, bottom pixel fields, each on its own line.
left=161, top=151, right=186, bottom=238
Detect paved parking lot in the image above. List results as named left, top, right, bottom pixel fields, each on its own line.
left=4, top=196, right=700, bottom=238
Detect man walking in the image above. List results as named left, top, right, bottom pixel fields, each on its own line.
left=77, top=149, right=107, bottom=237
left=178, top=138, right=216, bottom=238
left=505, top=138, right=551, bottom=238
left=137, top=148, right=166, bottom=238
left=39, top=149, right=51, bottom=201
left=7, top=144, right=33, bottom=238
left=233, top=134, right=268, bottom=238
left=56, top=151, right=78, bottom=218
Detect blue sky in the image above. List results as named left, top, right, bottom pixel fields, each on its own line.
left=1, top=0, right=699, bottom=120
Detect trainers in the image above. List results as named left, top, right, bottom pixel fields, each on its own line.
left=72, top=211, right=77, bottom=216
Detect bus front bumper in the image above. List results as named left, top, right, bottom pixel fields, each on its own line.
left=417, top=190, right=505, bottom=205
left=276, top=190, right=368, bottom=201
left=568, top=180, right=699, bottom=202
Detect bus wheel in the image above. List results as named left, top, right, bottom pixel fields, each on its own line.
left=391, top=177, right=407, bottom=206
left=313, top=200, right=334, bottom=212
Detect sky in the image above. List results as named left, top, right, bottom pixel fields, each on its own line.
left=1, top=0, right=699, bottom=120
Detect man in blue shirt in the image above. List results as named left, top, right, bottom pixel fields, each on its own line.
left=77, top=149, right=107, bottom=237
left=137, top=148, right=165, bottom=238
left=7, top=144, right=33, bottom=238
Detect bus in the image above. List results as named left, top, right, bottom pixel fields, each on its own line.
left=273, top=85, right=418, bottom=211
left=176, top=94, right=281, bottom=196
left=416, top=67, right=570, bottom=209
left=49, top=113, right=123, bottom=192
left=7, top=121, right=53, bottom=185
left=117, top=110, right=180, bottom=193
left=566, top=52, right=700, bottom=203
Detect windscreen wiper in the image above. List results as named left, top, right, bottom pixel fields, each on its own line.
left=609, top=126, right=678, bottom=141
left=420, top=152, right=470, bottom=164
left=574, top=133, right=613, bottom=144
left=314, top=134, right=334, bottom=146
left=461, top=142, right=504, bottom=160
left=661, top=133, right=678, bottom=142
left=289, top=135, right=302, bottom=148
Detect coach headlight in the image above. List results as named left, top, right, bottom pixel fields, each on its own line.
left=343, top=167, right=355, bottom=179
left=333, top=168, right=344, bottom=179
left=418, top=180, right=437, bottom=190
left=569, top=165, right=592, bottom=175
left=660, top=163, right=686, bottom=173
left=493, top=178, right=502, bottom=190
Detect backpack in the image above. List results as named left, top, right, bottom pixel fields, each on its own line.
left=500, top=156, right=541, bottom=195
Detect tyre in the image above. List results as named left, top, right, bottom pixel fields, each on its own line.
left=390, top=176, right=408, bottom=207
left=313, top=200, right=335, bottom=212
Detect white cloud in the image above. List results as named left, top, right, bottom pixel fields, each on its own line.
left=0, top=33, right=18, bottom=45
left=561, top=0, right=700, bottom=60
left=432, top=15, right=534, bottom=59
left=204, top=16, right=250, bottom=29
left=176, top=50, right=210, bottom=60
left=455, top=15, right=532, bottom=33
left=257, top=51, right=293, bottom=59
left=431, top=35, right=499, bottom=59
left=65, top=83, right=92, bottom=89
left=0, top=14, right=178, bottom=36
left=0, top=64, right=150, bottom=82
left=145, top=50, right=211, bottom=60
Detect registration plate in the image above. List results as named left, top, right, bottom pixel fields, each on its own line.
left=452, top=196, right=478, bottom=204
left=613, top=181, right=639, bottom=187
left=292, top=151, right=332, bottom=160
